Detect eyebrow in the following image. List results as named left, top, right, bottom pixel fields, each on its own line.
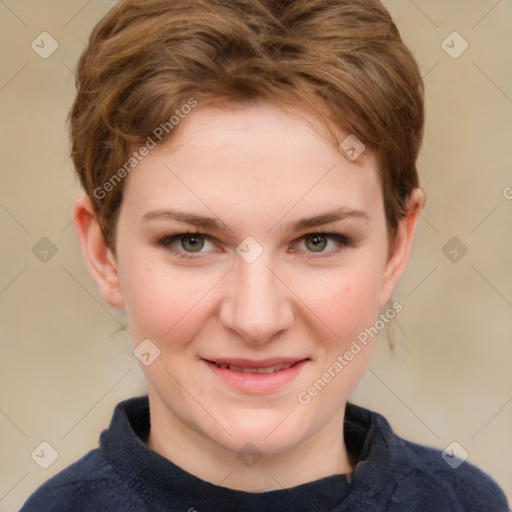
left=141, top=208, right=233, bottom=232
left=140, top=206, right=369, bottom=232
left=281, top=206, right=370, bottom=232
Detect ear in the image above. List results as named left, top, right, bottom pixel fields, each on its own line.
left=71, top=195, right=125, bottom=309
left=378, top=188, right=425, bottom=308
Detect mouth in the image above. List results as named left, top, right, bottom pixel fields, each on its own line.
left=206, top=360, right=304, bottom=374
left=201, top=357, right=310, bottom=393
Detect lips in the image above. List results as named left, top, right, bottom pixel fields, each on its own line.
left=205, top=356, right=306, bottom=369
left=203, top=357, right=309, bottom=393
left=209, top=361, right=299, bottom=374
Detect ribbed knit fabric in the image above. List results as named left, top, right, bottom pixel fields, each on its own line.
left=20, top=395, right=509, bottom=511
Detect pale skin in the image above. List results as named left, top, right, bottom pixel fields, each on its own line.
left=72, top=101, right=424, bottom=492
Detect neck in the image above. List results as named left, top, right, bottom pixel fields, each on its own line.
left=145, top=392, right=352, bottom=492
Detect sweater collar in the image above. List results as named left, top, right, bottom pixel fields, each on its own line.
left=101, top=395, right=393, bottom=511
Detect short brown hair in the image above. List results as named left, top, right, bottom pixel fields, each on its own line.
left=69, top=0, right=424, bottom=255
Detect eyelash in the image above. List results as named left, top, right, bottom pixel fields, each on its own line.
left=156, top=230, right=351, bottom=260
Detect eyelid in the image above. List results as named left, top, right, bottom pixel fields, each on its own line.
left=156, top=230, right=351, bottom=259
left=290, top=232, right=351, bottom=258
left=293, top=231, right=350, bottom=245
left=156, top=231, right=216, bottom=259
left=158, top=230, right=212, bottom=245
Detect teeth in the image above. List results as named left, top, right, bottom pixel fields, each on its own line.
left=256, top=366, right=275, bottom=374
left=214, top=362, right=295, bottom=373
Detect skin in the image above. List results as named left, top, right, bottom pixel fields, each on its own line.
left=72, top=100, right=424, bottom=492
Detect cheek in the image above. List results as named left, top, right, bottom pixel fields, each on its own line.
left=120, top=254, right=220, bottom=345
left=120, top=245, right=385, bottom=351
left=289, top=260, right=383, bottom=343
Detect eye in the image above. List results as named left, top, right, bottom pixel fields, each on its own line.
left=157, top=231, right=215, bottom=257
left=294, top=232, right=350, bottom=256
left=304, top=234, right=329, bottom=252
left=156, top=230, right=350, bottom=260
left=179, top=234, right=205, bottom=252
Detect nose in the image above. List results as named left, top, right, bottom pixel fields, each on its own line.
left=219, top=252, right=294, bottom=345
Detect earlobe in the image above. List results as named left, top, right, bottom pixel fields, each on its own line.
left=71, top=195, right=125, bottom=309
left=378, top=188, right=425, bottom=308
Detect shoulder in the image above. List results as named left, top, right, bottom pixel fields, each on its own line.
left=19, top=448, right=147, bottom=512
left=346, top=404, right=509, bottom=511
left=389, top=435, right=509, bottom=510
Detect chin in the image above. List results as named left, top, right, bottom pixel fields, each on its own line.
left=208, top=412, right=310, bottom=458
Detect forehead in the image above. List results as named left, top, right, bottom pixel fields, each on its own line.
left=120, top=101, right=382, bottom=225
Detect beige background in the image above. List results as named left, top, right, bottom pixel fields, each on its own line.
left=1, top=0, right=511, bottom=509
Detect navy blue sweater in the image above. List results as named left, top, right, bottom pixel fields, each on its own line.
left=20, top=396, right=508, bottom=511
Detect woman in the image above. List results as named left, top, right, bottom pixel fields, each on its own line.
left=20, top=0, right=508, bottom=510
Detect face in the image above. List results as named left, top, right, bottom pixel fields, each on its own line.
left=78, top=101, right=419, bottom=461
